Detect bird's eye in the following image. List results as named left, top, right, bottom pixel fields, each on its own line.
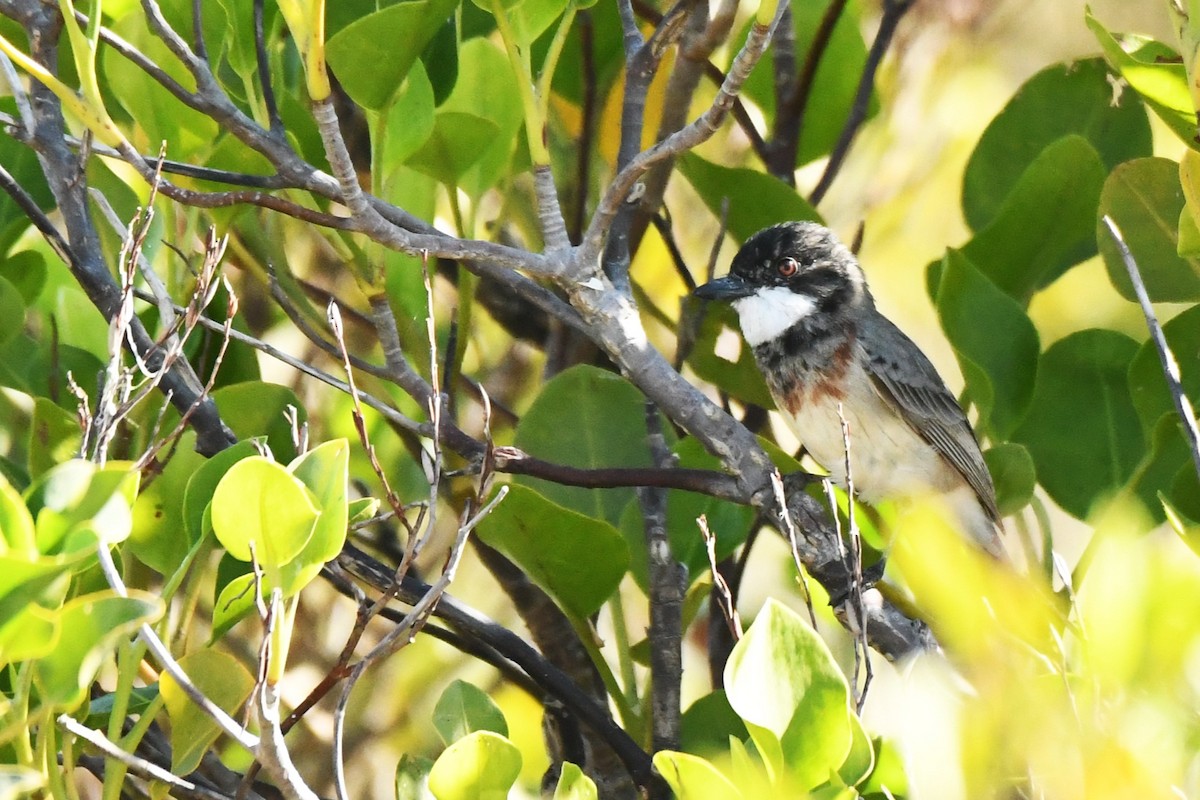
left=777, top=257, right=799, bottom=277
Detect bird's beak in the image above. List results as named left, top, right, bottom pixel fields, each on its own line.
left=693, top=274, right=755, bottom=301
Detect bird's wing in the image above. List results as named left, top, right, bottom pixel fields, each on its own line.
left=858, top=313, right=1000, bottom=521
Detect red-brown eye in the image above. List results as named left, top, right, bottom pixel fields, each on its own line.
left=778, top=257, right=799, bottom=277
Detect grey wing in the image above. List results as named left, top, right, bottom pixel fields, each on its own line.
left=858, top=313, right=1000, bottom=521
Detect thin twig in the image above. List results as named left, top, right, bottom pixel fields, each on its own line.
left=699, top=515, right=743, bottom=639
left=835, top=402, right=871, bottom=712
left=1102, top=215, right=1200, bottom=482
left=810, top=0, right=913, bottom=204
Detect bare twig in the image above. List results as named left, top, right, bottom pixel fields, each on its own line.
left=699, top=515, right=743, bottom=639
left=1102, top=215, right=1200, bottom=482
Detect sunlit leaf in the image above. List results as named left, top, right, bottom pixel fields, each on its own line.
left=724, top=599, right=854, bottom=789
left=210, top=456, right=319, bottom=568
left=653, top=751, right=744, bottom=800
left=552, top=762, right=597, bottom=800
left=427, top=731, right=521, bottom=800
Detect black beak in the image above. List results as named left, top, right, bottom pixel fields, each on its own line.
left=693, top=274, right=755, bottom=301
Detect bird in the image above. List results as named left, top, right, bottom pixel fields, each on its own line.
left=693, top=221, right=1004, bottom=558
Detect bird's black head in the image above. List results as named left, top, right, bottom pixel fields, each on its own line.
left=693, top=222, right=870, bottom=346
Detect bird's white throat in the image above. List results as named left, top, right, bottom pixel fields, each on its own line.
left=731, top=286, right=818, bottom=346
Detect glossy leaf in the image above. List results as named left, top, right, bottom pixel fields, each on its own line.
left=983, top=443, right=1037, bottom=516
left=934, top=250, right=1039, bottom=438
left=288, top=439, right=351, bottom=565
left=34, top=591, right=161, bottom=708
left=182, top=440, right=260, bottom=545
left=963, top=57, right=1151, bottom=232
left=724, top=599, right=854, bottom=789
left=210, top=457, right=319, bottom=568
left=1099, top=157, right=1200, bottom=302
left=476, top=484, right=628, bottom=619
left=514, top=364, right=662, bottom=525
left=325, top=0, right=460, bottom=111
left=679, top=690, right=748, bottom=757
left=162, top=648, right=254, bottom=774
left=1088, top=11, right=1195, bottom=148
left=1013, top=330, right=1143, bottom=520
left=956, top=135, right=1106, bottom=302
left=0, top=472, right=35, bottom=555
left=677, top=153, right=820, bottom=244
left=29, top=460, right=139, bottom=557
left=552, top=762, right=597, bottom=800
left=432, top=679, right=509, bottom=745
left=427, top=731, right=522, bottom=800
left=654, top=751, right=744, bottom=800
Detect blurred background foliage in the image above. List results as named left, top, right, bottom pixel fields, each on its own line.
left=2, top=0, right=1200, bottom=798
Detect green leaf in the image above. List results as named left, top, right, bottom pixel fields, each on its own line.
left=1087, top=11, right=1195, bottom=148
left=183, top=440, right=260, bottom=545
left=427, top=730, right=521, bottom=800
left=210, top=457, right=319, bottom=568
left=934, top=250, right=1039, bottom=438
left=838, top=713, right=875, bottom=787
left=653, top=751, right=744, bottom=800
left=211, top=382, right=307, bottom=464
left=349, top=496, right=380, bottom=525
left=476, top=484, right=628, bottom=619
left=432, top=680, right=509, bottom=745
left=0, top=250, right=47, bottom=304
left=1012, top=330, right=1143, bottom=520
left=101, top=17, right=220, bottom=160
left=983, top=443, right=1037, bottom=516
left=396, top=754, right=435, bottom=800
left=1125, top=416, right=1193, bottom=525
left=677, top=153, right=820, bottom=244
left=288, top=439, right=350, bottom=564
left=620, top=438, right=754, bottom=591
left=739, top=0, right=871, bottom=165
left=954, top=135, right=1106, bottom=303
left=129, top=432, right=208, bottom=575
left=162, top=648, right=254, bottom=775
left=679, top=690, right=749, bottom=757
left=0, top=472, right=35, bottom=556
left=211, top=572, right=256, bottom=641
left=1162, top=495, right=1200, bottom=558
left=724, top=599, right=854, bottom=790
left=0, top=602, right=60, bottom=664
left=34, top=591, right=161, bottom=708
left=28, top=460, right=139, bottom=557
left=325, top=0, right=461, bottom=111
left=406, top=111, right=500, bottom=186
left=470, top=0, right=566, bottom=47
left=1099, top=157, right=1200, bottom=302
left=0, top=275, right=23, bottom=346
left=436, top=38, right=524, bottom=199
left=552, top=762, right=597, bottom=800
left=1128, top=304, right=1200, bottom=435
left=685, top=300, right=775, bottom=409
left=962, top=57, right=1151, bottom=232
left=514, top=365, right=664, bottom=525
left=375, top=62, right=436, bottom=167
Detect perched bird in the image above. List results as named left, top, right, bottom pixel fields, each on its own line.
left=694, top=221, right=1004, bottom=558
